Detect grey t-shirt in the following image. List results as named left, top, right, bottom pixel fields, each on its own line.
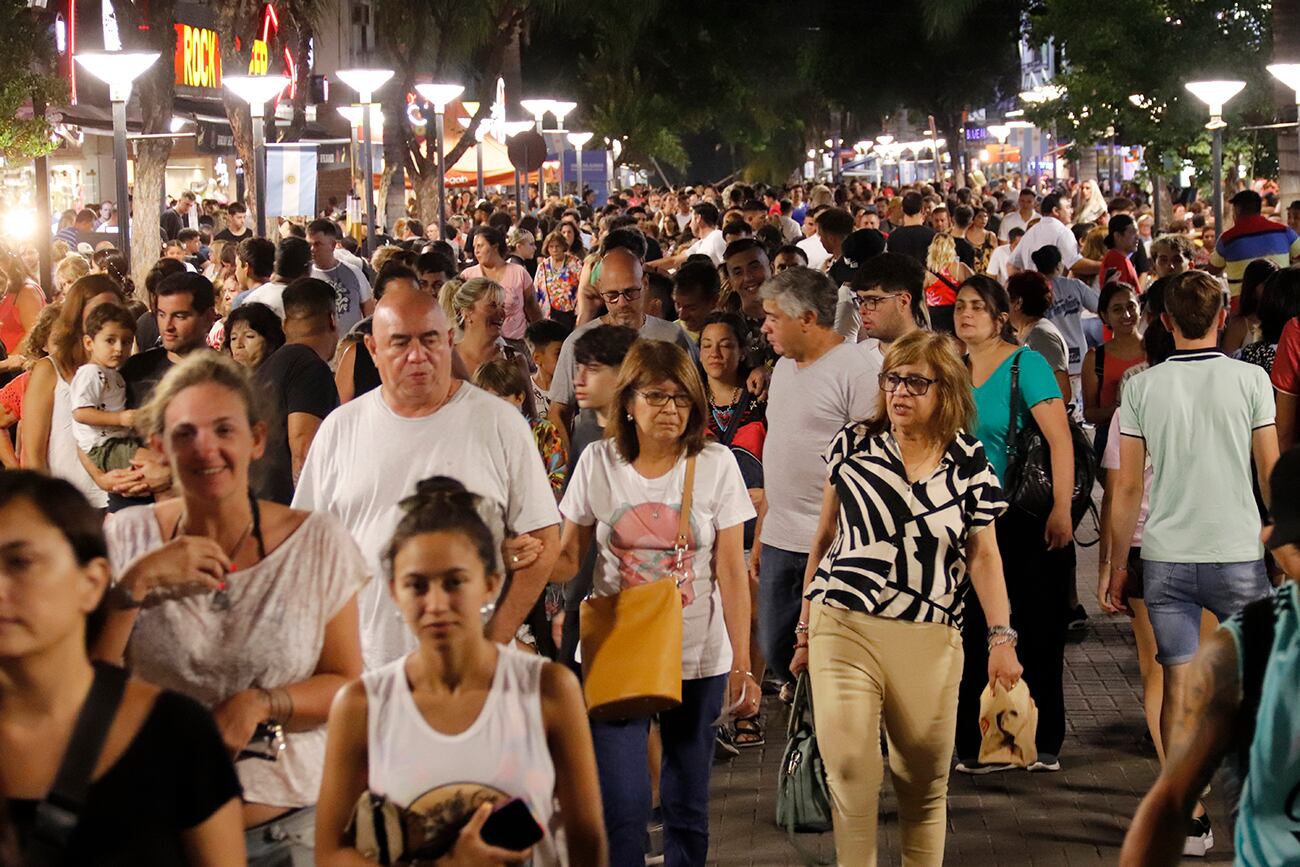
left=311, top=261, right=373, bottom=336
left=548, top=314, right=698, bottom=407
left=1045, top=276, right=1099, bottom=375
left=1023, top=318, right=1069, bottom=375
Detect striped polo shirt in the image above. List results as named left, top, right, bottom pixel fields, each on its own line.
left=1210, top=214, right=1300, bottom=298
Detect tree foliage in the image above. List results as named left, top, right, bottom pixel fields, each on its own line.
left=1024, top=0, right=1274, bottom=170
left=0, top=0, right=68, bottom=161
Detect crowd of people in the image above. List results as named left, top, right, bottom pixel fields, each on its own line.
left=1, top=169, right=1299, bottom=867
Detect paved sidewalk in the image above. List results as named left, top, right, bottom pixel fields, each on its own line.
left=707, top=542, right=1238, bottom=865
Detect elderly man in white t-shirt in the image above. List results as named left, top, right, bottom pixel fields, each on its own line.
left=293, top=286, right=560, bottom=669
left=1009, top=192, right=1100, bottom=279
left=754, top=266, right=880, bottom=688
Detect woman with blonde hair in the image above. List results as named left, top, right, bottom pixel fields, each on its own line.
left=792, top=329, right=1021, bottom=863
left=439, top=276, right=537, bottom=416
left=94, top=352, right=365, bottom=866
left=923, top=232, right=973, bottom=334
left=552, top=339, right=758, bottom=866
left=54, top=253, right=91, bottom=302
left=0, top=302, right=62, bottom=467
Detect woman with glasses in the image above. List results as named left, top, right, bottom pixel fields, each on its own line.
left=952, top=275, right=1075, bottom=776
left=552, top=339, right=758, bottom=867
left=790, top=330, right=1021, bottom=864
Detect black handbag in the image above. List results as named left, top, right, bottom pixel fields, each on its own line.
left=1004, top=351, right=1097, bottom=529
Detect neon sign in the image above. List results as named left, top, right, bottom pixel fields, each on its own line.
left=174, top=23, right=221, bottom=89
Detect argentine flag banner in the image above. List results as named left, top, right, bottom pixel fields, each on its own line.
left=265, top=145, right=318, bottom=218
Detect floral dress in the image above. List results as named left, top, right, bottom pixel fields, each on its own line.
left=533, top=254, right=582, bottom=314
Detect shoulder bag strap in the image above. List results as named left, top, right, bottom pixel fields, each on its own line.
left=719, top=388, right=754, bottom=446
left=1006, top=351, right=1022, bottom=465
left=1094, top=343, right=1105, bottom=383
left=924, top=264, right=961, bottom=293
left=24, top=663, right=130, bottom=867
left=676, top=456, right=697, bottom=550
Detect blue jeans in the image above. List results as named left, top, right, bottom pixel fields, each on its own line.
left=759, top=545, right=809, bottom=685
left=1142, top=559, right=1271, bottom=665
left=590, top=675, right=726, bottom=867
left=245, top=806, right=314, bottom=867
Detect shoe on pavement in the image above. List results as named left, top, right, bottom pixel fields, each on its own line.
left=714, top=729, right=739, bottom=761
left=1027, top=754, right=1061, bottom=772
left=1184, top=814, right=1214, bottom=857
left=954, top=758, right=1017, bottom=775
left=1067, top=605, right=1089, bottom=631
left=778, top=682, right=795, bottom=705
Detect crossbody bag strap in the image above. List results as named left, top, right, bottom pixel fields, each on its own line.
left=719, top=388, right=754, bottom=446
left=677, top=456, right=697, bottom=549
left=1006, top=351, right=1022, bottom=465
left=24, top=663, right=130, bottom=867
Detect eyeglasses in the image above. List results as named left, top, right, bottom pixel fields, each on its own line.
left=637, top=389, right=693, bottom=408
left=879, top=372, right=937, bottom=396
left=855, top=292, right=902, bottom=311
left=599, top=287, right=643, bottom=304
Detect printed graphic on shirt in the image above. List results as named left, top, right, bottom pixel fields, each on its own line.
left=320, top=274, right=353, bottom=317
left=397, top=782, right=512, bottom=860
left=608, top=502, right=699, bottom=604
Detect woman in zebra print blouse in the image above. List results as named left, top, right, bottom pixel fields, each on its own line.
left=789, top=329, right=1022, bottom=865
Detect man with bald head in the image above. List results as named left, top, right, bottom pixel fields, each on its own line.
left=547, top=247, right=696, bottom=442
left=293, top=285, right=561, bottom=669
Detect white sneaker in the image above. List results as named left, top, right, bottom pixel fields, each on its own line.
left=1027, top=754, right=1061, bottom=772
left=1184, top=814, right=1214, bottom=857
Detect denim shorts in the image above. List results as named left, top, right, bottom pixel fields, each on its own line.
left=1141, top=559, right=1271, bottom=665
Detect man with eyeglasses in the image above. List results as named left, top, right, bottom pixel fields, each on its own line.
left=547, top=248, right=697, bottom=448
left=850, top=252, right=929, bottom=366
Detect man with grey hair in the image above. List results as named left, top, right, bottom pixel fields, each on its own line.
left=754, top=266, right=880, bottom=691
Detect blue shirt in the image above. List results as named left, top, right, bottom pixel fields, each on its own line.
left=972, top=347, right=1062, bottom=483
left=1222, top=582, right=1300, bottom=866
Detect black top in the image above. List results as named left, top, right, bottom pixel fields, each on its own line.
left=255, top=343, right=339, bottom=504
left=120, top=346, right=173, bottom=410
left=886, top=225, right=936, bottom=265
left=214, top=227, right=252, bottom=243
left=8, top=690, right=242, bottom=866
left=954, top=236, right=977, bottom=269
left=159, top=209, right=184, bottom=242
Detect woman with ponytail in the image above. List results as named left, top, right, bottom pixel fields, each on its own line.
left=92, top=352, right=365, bottom=866
left=315, top=477, right=606, bottom=867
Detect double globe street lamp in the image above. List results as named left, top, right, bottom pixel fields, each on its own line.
left=336, top=69, right=394, bottom=254
left=414, top=83, right=465, bottom=241
left=223, top=75, right=289, bottom=239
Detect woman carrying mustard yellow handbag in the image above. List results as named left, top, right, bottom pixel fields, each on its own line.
left=552, top=339, right=759, bottom=867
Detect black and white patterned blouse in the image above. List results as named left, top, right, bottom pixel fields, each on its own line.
left=805, top=424, right=1007, bottom=629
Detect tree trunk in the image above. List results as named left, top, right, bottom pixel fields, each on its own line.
left=223, top=96, right=256, bottom=216
left=1275, top=0, right=1300, bottom=204
left=937, top=116, right=965, bottom=189
left=381, top=86, right=407, bottom=229
left=414, top=172, right=439, bottom=228
left=130, top=139, right=170, bottom=297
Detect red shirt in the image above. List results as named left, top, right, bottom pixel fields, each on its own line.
left=1271, top=317, right=1300, bottom=395
left=1100, top=249, right=1139, bottom=290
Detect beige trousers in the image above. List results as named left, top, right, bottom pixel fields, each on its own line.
left=808, top=604, right=964, bottom=867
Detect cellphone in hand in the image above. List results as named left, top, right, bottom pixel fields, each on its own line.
left=479, top=797, right=545, bottom=851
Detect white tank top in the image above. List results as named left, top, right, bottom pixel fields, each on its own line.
left=363, top=646, right=565, bottom=866
left=48, top=362, right=107, bottom=508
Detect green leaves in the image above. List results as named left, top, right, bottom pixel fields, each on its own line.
left=0, top=0, right=69, bottom=161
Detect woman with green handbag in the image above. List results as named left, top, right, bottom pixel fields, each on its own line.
left=791, top=330, right=1023, bottom=865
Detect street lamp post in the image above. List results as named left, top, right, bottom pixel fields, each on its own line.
left=415, top=83, right=465, bottom=242
left=462, top=101, right=487, bottom=199
left=1268, top=64, right=1300, bottom=203
left=567, top=132, right=593, bottom=204
left=988, top=124, right=1011, bottom=184
left=1185, top=80, right=1247, bottom=234
left=520, top=99, right=555, bottom=199
left=336, top=69, right=394, bottom=255
left=548, top=101, right=576, bottom=198
left=223, top=76, right=289, bottom=239
left=74, top=51, right=160, bottom=272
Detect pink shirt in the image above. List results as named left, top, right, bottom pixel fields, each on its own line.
left=460, top=262, right=533, bottom=340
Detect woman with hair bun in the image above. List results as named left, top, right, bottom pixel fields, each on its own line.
left=315, top=477, right=606, bottom=867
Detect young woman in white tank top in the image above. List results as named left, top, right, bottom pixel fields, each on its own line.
left=316, top=479, right=607, bottom=867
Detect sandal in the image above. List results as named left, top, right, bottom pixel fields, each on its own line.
left=732, top=715, right=765, bottom=748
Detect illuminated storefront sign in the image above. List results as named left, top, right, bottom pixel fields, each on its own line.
left=174, top=22, right=221, bottom=89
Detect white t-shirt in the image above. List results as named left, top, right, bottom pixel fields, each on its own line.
left=292, top=384, right=560, bottom=670
left=986, top=243, right=1014, bottom=284
left=998, top=210, right=1034, bottom=242
left=560, top=441, right=755, bottom=679
left=1011, top=215, right=1080, bottom=272
left=69, top=363, right=129, bottom=450
left=689, top=228, right=727, bottom=266
left=797, top=234, right=831, bottom=271
left=763, top=342, right=880, bottom=552
left=240, top=281, right=286, bottom=318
